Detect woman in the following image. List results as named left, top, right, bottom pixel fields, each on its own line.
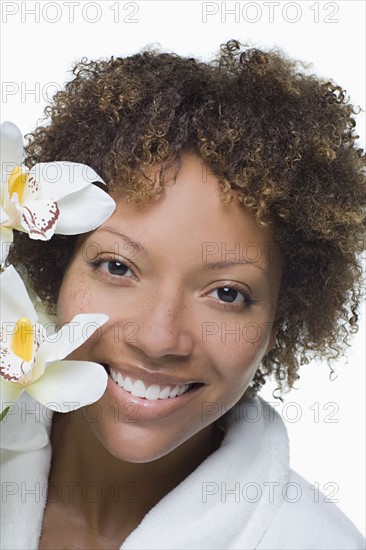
left=2, top=39, right=365, bottom=549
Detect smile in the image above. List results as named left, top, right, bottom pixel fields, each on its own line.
left=109, top=367, right=193, bottom=400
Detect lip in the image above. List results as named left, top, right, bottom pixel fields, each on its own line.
left=104, top=369, right=205, bottom=421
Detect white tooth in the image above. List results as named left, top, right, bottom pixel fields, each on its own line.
left=145, top=385, right=161, bottom=400
left=159, top=386, right=171, bottom=399
left=123, top=377, right=133, bottom=392
left=109, top=372, right=190, bottom=400
left=169, top=385, right=179, bottom=398
left=177, top=385, right=188, bottom=396
left=131, top=380, right=146, bottom=397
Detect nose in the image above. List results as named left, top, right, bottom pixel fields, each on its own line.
left=127, top=289, right=194, bottom=359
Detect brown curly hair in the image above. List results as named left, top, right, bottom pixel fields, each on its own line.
left=8, top=39, right=366, bottom=396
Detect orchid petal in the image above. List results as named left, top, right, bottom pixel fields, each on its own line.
left=0, top=393, right=50, bottom=451
left=34, top=313, right=108, bottom=370
left=55, top=184, right=116, bottom=234
left=0, top=379, right=23, bottom=412
left=21, top=170, right=40, bottom=204
left=0, top=205, right=9, bottom=225
left=19, top=199, right=60, bottom=240
left=0, top=416, right=49, bottom=451
left=0, top=344, right=35, bottom=382
left=26, top=360, right=108, bottom=412
left=34, top=299, right=57, bottom=329
left=19, top=188, right=115, bottom=239
left=0, top=225, right=13, bottom=264
left=0, top=265, right=37, bottom=324
left=30, top=162, right=105, bottom=201
left=0, top=122, right=24, bottom=183
left=2, top=189, right=19, bottom=226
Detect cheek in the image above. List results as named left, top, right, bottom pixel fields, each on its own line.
left=56, top=269, right=94, bottom=325
left=205, top=329, right=271, bottom=405
left=207, top=323, right=271, bottom=378
left=224, top=344, right=263, bottom=388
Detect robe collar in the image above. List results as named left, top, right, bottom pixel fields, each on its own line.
left=0, top=394, right=289, bottom=549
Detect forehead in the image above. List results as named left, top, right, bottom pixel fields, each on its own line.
left=111, top=155, right=272, bottom=236
left=87, top=153, right=278, bottom=271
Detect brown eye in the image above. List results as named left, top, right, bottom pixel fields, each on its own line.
left=102, top=261, right=132, bottom=277
left=206, top=284, right=255, bottom=309
left=215, top=287, right=244, bottom=304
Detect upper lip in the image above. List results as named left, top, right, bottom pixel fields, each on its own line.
left=105, top=362, right=204, bottom=387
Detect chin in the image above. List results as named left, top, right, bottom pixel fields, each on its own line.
left=88, top=418, right=195, bottom=464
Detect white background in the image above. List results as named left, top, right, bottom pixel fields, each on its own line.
left=1, top=0, right=365, bottom=537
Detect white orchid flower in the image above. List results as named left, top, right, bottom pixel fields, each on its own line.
left=0, top=121, right=116, bottom=264
left=0, top=393, right=52, bottom=452
left=0, top=122, right=23, bottom=264
left=0, top=265, right=109, bottom=418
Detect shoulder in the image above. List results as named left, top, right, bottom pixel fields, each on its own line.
left=258, top=468, right=365, bottom=550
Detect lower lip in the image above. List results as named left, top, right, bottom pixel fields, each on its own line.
left=105, top=375, right=205, bottom=421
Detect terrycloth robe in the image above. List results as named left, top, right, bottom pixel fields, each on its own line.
left=1, top=394, right=364, bottom=549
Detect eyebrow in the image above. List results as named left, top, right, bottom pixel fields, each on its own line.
left=202, top=259, right=268, bottom=276
left=98, top=229, right=268, bottom=276
left=97, top=228, right=149, bottom=256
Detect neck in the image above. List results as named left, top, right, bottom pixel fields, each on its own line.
left=47, top=409, right=223, bottom=537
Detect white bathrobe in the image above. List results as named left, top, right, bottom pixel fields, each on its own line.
left=1, top=394, right=364, bottom=549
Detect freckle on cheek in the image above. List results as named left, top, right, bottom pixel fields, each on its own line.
left=75, top=288, right=92, bottom=309
left=59, top=285, right=92, bottom=319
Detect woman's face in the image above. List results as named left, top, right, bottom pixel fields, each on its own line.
left=57, top=153, right=282, bottom=463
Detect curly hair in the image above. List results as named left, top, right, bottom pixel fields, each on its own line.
left=8, top=39, right=366, bottom=396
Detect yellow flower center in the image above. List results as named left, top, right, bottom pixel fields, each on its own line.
left=8, top=166, right=28, bottom=204
left=10, top=318, right=34, bottom=362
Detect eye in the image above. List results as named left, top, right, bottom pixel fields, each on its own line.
left=209, top=286, right=245, bottom=304
left=105, top=261, right=132, bottom=277
left=90, top=259, right=135, bottom=279
left=206, top=285, right=254, bottom=309
left=103, top=261, right=132, bottom=277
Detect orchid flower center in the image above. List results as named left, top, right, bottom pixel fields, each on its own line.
left=8, top=166, right=28, bottom=204
left=10, top=317, right=34, bottom=362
